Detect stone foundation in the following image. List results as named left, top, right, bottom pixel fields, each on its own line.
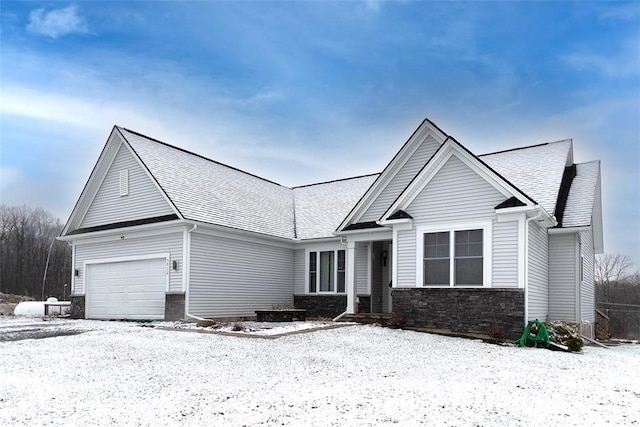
left=392, top=288, right=525, bottom=338
left=70, top=295, right=85, bottom=319
left=165, top=293, right=185, bottom=321
left=293, top=294, right=371, bottom=318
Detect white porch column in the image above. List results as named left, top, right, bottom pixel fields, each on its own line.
left=345, top=240, right=357, bottom=314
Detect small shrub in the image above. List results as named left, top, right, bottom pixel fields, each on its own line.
left=388, top=313, right=408, bottom=329
left=231, top=322, right=245, bottom=332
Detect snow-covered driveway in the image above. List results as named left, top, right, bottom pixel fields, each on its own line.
left=0, top=318, right=638, bottom=426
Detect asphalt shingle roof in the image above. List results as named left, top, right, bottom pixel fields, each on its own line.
left=562, top=161, right=600, bottom=228
left=118, top=127, right=593, bottom=239
left=120, top=128, right=296, bottom=239
left=480, top=140, right=573, bottom=215
left=293, top=175, right=379, bottom=240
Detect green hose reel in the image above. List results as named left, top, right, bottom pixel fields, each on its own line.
left=517, top=319, right=551, bottom=348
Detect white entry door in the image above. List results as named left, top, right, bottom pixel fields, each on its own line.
left=86, top=257, right=167, bottom=320
left=386, top=242, right=393, bottom=313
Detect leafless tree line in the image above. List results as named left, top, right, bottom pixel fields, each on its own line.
left=595, top=253, right=640, bottom=339
left=0, top=205, right=71, bottom=300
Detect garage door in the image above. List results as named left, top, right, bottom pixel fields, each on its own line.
left=86, top=257, right=167, bottom=320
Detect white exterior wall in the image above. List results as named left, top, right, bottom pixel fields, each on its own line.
left=548, top=233, right=577, bottom=321
left=293, top=248, right=305, bottom=294
left=360, top=135, right=440, bottom=222
left=492, top=220, right=519, bottom=287
left=81, top=143, right=175, bottom=228
left=356, top=242, right=369, bottom=294
left=396, top=155, right=506, bottom=287
left=527, top=221, right=549, bottom=320
left=188, top=232, right=294, bottom=317
left=580, top=229, right=595, bottom=323
left=73, top=231, right=183, bottom=294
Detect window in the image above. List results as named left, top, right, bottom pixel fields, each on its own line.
left=422, top=228, right=485, bottom=287
left=308, top=249, right=346, bottom=293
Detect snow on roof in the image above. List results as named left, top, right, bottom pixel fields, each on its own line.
left=562, top=160, right=600, bottom=228
left=118, top=126, right=588, bottom=239
left=480, top=140, right=573, bottom=215
left=120, top=128, right=296, bottom=239
left=293, top=175, right=379, bottom=240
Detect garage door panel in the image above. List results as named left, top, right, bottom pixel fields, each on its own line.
left=87, top=258, right=167, bottom=320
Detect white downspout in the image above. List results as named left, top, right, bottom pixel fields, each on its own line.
left=523, top=207, right=544, bottom=326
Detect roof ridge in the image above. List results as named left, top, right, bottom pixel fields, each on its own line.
left=118, top=126, right=288, bottom=189
left=292, top=173, right=380, bottom=189
left=479, top=139, right=571, bottom=157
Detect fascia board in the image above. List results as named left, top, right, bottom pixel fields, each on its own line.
left=58, top=220, right=187, bottom=243
left=61, top=127, right=123, bottom=236
left=335, top=119, right=446, bottom=232
left=116, top=127, right=184, bottom=220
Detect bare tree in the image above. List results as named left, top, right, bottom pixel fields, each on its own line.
left=0, top=205, right=71, bottom=299
left=595, top=253, right=640, bottom=339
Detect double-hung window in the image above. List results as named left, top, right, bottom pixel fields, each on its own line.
left=308, top=249, right=346, bottom=293
left=419, top=224, right=489, bottom=287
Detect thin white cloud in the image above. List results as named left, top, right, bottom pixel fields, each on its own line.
left=562, top=34, right=640, bottom=79
left=26, top=4, right=88, bottom=39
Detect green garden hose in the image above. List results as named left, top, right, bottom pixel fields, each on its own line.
left=516, top=319, right=550, bottom=348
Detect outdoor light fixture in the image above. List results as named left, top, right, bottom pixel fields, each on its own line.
left=172, top=260, right=178, bottom=270
left=74, top=269, right=79, bottom=277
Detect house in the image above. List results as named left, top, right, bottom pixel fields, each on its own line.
left=58, top=118, right=603, bottom=338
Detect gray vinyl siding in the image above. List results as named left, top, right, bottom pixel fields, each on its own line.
left=409, top=156, right=504, bottom=225
left=360, top=135, right=440, bottom=222
left=81, top=143, right=174, bottom=228
left=356, top=242, right=369, bottom=294
left=548, top=233, right=577, bottom=321
left=580, top=229, right=595, bottom=322
left=397, top=155, right=505, bottom=287
left=74, top=232, right=183, bottom=294
left=293, top=248, right=305, bottom=294
left=189, top=233, right=294, bottom=317
left=396, top=228, right=416, bottom=286
left=527, top=221, right=549, bottom=320
left=493, top=220, right=519, bottom=287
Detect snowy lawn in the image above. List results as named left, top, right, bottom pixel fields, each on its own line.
left=0, top=318, right=638, bottom=426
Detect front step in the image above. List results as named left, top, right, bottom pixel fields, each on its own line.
left=341, top=313, right=393, bottom=325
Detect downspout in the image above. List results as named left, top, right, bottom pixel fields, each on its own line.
left=523, top=207, right=544, bottom=326
left=183, top=224, right=206, bottom=322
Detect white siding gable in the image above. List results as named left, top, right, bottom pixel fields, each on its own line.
left=359, top=134, right=441, bottom=222
left=80, top=142, right=175, bottom=228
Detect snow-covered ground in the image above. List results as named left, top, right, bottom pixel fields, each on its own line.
left=0, top=318, right=638, bottom=426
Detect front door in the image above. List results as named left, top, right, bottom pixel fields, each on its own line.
left=385, top=243, right=393, bottom=313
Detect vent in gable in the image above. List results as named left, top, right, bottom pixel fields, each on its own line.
left=119, top=169, right=129, bottom=196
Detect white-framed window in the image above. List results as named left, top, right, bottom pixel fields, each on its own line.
left=308, top=249, right=346, bottom=293
left=417, top=222, right=491, bottom=287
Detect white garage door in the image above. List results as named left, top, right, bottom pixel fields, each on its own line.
left=86, top=257, right=167, bottom=320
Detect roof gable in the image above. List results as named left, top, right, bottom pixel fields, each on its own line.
left=79, top=141, right=176, bottom=229
left=61, top=127, right=181, bottom=236
left=337, top=118, right=447, bottom=231
left=381, top=137, right=539, bottom=223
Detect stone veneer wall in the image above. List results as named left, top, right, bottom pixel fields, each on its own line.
left=392, top=288, right=525, bottom=338
left=294, top=294, right=371, bottom=318
left=165, top=293, right=185, bottom=321
left=70, top=295, right=85, bottom=319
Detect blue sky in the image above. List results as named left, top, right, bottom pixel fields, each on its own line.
left=1, top=1, right=638, bottom=264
